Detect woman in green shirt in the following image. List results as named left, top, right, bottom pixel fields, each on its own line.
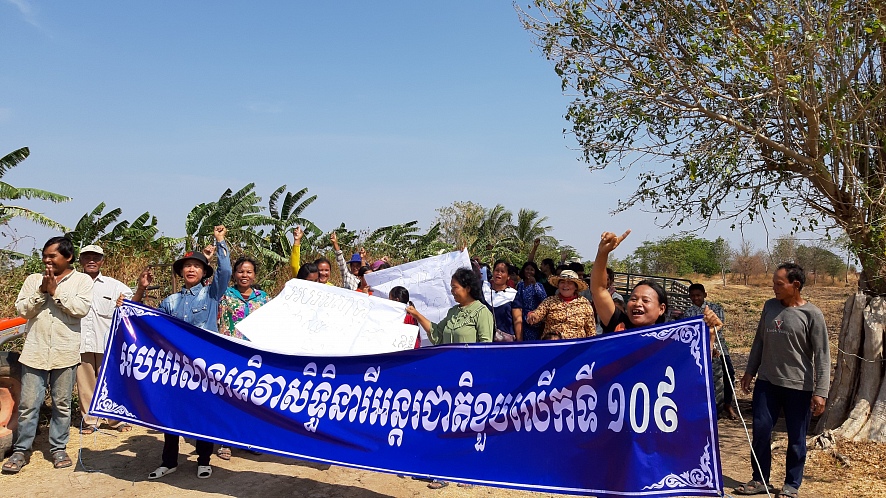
left=406, top=268, right=493, bottom=345
left=405, top=267, right=492, bottom=490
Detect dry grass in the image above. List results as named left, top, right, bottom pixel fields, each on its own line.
left=698, top=275, right=886, bottom=498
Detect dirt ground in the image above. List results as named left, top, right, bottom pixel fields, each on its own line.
left=2, top=281, right=885, bottom=497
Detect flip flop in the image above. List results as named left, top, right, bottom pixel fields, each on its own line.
left=428, top=480, right=449, bottom=489
left=217, top=446, right=232, bottom=460
left=80, top=425, right=99, bottom=435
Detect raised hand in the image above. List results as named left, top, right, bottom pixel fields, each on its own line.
left=598, top=230, right=632, bottom=255
left=214, top=225, right=227, bottom=242
left=330, top=231, right=340, bottom=252
left=203, top=244, right=216, bottom=260
left=292, top=226, right=304, bottom=245
left=138, top=268, right=154, bottom=289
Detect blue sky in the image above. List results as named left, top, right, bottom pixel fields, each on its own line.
left=1, top=1, right=786, bottom=260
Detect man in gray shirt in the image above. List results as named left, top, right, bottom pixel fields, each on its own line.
left=733, top=263, right=830, bottom=498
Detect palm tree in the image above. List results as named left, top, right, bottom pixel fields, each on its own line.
left=65, top=202, right=123, bottom=251
left=264, top=185, right=320, bottom=263
left=185, top=184, right=267, bottom=250
left=0, top=147, right=70, bottom=231
left=508, top=208, right=556, bottom=258
left=473, top=204, right=514, bottom=262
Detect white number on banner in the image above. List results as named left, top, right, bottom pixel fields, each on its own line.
left=607, top=383, right=624, bottom=432
left=606, top=367, right=678, bottom=434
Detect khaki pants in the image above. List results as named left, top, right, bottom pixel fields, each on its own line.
left=76, top=352, right=124, bottom=428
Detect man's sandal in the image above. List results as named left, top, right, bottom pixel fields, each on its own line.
left=116, top=423, right=133, bottom=433
left=217, top=446, right=232, bottom=460
left=1, top=452, right=27, bottom=474
left=733, top=480, right=776, bottom=495
left=779, top=486, right=799, bottom=498
left=80, top=425, right=99, bottom=435
left=51, top=450, right=73, bottom=469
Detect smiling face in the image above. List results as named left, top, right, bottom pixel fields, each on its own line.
left=43, top=243, right=72, bottom=275
left=450, top=277, right=472, bottom=305
left=234, top=261, right=256, bottom=291
left=317, top=261, right=331, bottom=284
left=626, top=284, right=666, bottom=326
left=79, top=252, right=104, bottom=278
left=558, top=279, right=578, bottom=298
left=180, top=259, right=206, bottom=287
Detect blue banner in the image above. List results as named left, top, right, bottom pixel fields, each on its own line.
left=92, top=301, right=722, bottom=497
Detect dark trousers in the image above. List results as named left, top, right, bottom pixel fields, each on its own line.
left=162, top=433, right=214, bottom=467
left=723, top=355, right=736, bottom=407
left=751, top=379, right=812, bottom=490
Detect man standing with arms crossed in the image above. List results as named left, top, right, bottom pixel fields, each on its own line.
left=734, top=263, right=830, bottom=498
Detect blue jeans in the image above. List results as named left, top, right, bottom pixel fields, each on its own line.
left=751, top=379, right=813, bottom=490
left=13, top=364, right=77, bottom=454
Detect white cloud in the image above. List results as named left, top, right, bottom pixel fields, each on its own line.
left=5, top=0, right=41, bottom=29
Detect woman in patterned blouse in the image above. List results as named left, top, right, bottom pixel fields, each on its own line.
left=215, top=256, right=270, bottom=462
left=526, top=270, right=596, bottom=339
left=217, top=256, right=271, bottom=340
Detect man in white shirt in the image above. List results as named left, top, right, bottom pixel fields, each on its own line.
left=77, top=245, right=133, bottom=433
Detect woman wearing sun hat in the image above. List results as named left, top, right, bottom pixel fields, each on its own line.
left=147, top=225, right=231, bottom=481
left=526, top=269, right=595, bottom=339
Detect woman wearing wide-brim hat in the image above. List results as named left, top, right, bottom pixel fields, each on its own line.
left=526, top=269, right=596, bottom=339
left=145, top=225, right=231, bottom=481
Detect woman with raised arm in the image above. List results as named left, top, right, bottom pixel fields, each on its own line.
left=592, top=230, right=722, bottom=334
left=147, top=225, right=231, bottom=481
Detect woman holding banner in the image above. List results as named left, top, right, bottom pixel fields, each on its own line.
left=406, top=268, right=493, bottom=346
left=148, top=225, right=230, bottom=481
left=405, top=268, right=492, bottom=488
left=592, top=230, right=722, bottom=334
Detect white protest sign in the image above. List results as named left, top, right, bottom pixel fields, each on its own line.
left=235, top=279, right=418, bottom=356
left=363, top=249, right=472, bottom=346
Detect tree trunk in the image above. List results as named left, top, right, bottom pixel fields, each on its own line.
left=818, top=292, right=866, bottom=432
left=832, top=296, right=886, bottom=440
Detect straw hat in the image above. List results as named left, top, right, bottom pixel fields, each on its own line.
left=549, top=269, right=588, bottom=292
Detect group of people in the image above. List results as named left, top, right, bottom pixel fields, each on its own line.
left=0, top=227, right=831, bottom=498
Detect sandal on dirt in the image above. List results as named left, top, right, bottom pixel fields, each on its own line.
left=428, top=480, right=449, bottom=489
left=148, top=466, right=177, bottom=479
left=779, top=486, right=799, bottom=498
left=734, top=480, right=776, bottom=495
left=51, top=450, right=73, bottom=469
left=2, top=452, right=27, bottom=474
left=116, top=423, right=133, bottom=433
left=197, top=465, right=212, bottom=478
left=457, top=483, right=475, bottom=488
left=217, top=446, right=232, bottom=460
left=80, top=425, right=99, bottom=435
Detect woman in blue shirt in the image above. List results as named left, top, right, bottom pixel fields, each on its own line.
left=148, top=225, right=230, bottom=481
